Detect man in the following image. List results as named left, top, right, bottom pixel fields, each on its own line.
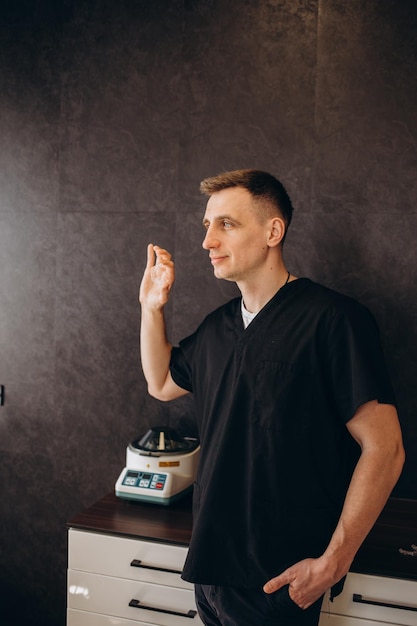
left=139, top=169, right=404, bottom=626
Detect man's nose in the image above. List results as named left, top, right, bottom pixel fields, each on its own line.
left=202, top=228, right=219, bottom=250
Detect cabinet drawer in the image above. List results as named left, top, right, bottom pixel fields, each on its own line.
left=68, top=607, right=156, bottom=625
left=323, top=572, right=417, bottom=626
left=319, top=614, right=401, bottom=626
left=69, top=529, right=191, bottom=590
left=68, top=570, right=203, bottom=626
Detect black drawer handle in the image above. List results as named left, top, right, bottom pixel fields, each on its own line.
left=130, top=558, right=182, bottom=575
left=353, top=593, right=417, bottom=613
left=129, top=598, right=197, bottom=618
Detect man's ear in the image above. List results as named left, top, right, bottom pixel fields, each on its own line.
left=267, top=216, right=286, bottom=247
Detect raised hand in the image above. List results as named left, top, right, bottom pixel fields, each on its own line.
left=139, top=244, right=175, bottom=311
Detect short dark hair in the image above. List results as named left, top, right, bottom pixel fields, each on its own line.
left=200, top=169, right=293, bottom=234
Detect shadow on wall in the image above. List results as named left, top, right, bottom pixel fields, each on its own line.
left=0, top=582, right=62, bottom=626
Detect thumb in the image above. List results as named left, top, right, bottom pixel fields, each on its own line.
left=145, top=243, right=156, bottom=270
left=263, top=570, right=292, bottom=594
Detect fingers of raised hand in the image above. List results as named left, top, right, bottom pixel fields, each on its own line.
left=149, top=246, right=173, bottom=287
left=151, top=265, right=172, bottom=287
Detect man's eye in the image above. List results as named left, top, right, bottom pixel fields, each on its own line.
left=223, top=221, right=233, bottom=228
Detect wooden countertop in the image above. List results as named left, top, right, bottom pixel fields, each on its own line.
left=68, top=491, right=194, bottom=546
left=351, top=497, right=417, bottom=581
left=68, top=494, right=417, bottom=581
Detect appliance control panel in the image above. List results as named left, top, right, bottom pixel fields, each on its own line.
left=121, top=470, right=167, bottom=491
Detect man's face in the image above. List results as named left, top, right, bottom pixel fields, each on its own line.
left=202, top=187, right=273, bottom=284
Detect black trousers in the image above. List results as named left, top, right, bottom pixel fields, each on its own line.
left=195, top=584, right=323, bottom=626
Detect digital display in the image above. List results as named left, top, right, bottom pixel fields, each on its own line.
left=122, top=470, right=167, bottom=491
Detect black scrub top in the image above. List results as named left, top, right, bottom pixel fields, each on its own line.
left=170, top=278, right=396, bottom=588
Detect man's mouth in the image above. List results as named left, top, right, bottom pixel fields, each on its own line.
left=210, top=256, right=227, bottom=265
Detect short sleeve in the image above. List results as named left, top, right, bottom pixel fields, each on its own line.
left=170, top=343, right=194, bottom=393
left=321, top=300, right=396, bottom=423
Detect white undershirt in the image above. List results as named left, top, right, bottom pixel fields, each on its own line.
left=241, top=298, right=258, bottom=328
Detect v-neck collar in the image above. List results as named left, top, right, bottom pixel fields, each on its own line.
left=235, top=278, right=309, bottom=337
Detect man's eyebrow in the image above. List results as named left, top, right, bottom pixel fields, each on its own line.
left=202, top=214, right=240, bottom=226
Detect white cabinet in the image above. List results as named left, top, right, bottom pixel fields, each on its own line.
left=67, top=494, right=417, bottom=626
left=67, top=529, right=203, bottom=626
left=319, top=572, right=417, bottom=626
left=67, top=529, right=417, bottom=626
left=67, top=610, right=156, bottom=625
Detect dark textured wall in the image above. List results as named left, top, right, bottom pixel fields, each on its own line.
left=0, top=1, right=416, bottom=624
